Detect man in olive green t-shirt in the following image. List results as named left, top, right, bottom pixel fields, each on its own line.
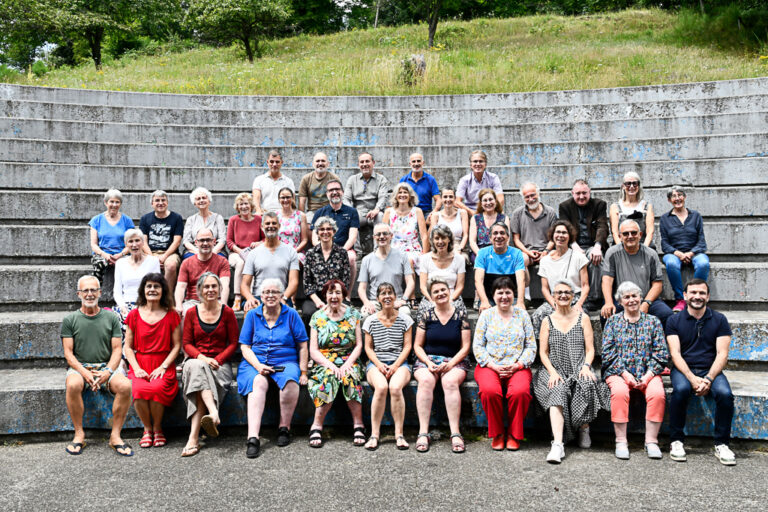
left=60, top=275, right=133, bottom=456
left=298, top=152, right=340, bottom=222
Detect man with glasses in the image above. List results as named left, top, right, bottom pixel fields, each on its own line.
left=175, top=228, right=231, bottom=316
left=241, top=211, right=300, bottom=312
left=299, top=152, right=340, bottom=222
left=61, top=275, right=134, bottom=457
left=399, top=153, right=441, bottom=218
left=601, top=219, right=672, bottom=327
left=358, top=223, right=415, bottom=320
left=665, top=278, right=736, bottom=465
left=139, top=190, right=184, bottom=291
left=344, top=152, right=390, bottom=254
left=252, top=150, right=295, bottom=214
left=474, top=222, right=528, bottom=311
left=312, top=179, right=360, bottom=289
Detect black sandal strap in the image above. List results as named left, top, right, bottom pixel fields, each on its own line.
left=309, top=429, right=323, bottom=438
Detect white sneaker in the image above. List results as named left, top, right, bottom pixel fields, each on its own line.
left=714, top=444, right=736, bottom=466
left=578, top=426, right=591, bottom=449
left=615, top=442, right=630, bottom=460
left=645, top=442, right=662, bottom=459
left=546, top=442, right=565, bottom=464
left=669, top=441, right=687, bottom=462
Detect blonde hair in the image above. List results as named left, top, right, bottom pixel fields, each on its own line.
left=619, top=171, right=644, bottom=202
left=390, top=183, right=418, bottom=208
left=233, top=192, right=255, bottom=212
left=469, top=149, right=487, bottom=163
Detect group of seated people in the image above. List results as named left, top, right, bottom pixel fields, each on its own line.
left=69, top=150, right=733, bottom=466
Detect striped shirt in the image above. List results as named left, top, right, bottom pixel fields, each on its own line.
left=363, top=313, right=414, bottom=363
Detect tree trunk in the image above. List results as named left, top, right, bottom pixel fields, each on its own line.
left=84, top=26, right=104, bottom=69
left=242, top=36, right=254, bottom=63
left=699, top=0, right=705, bottom=15
left=374, top=0, right=381, bottom=29
left=427, top=0, right=442, bottom=48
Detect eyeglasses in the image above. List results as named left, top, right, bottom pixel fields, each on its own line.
left=623, top=181, right=639, bottom=188
left=620, top=230, right=639, bottom=237
left=279, top=195, right=292, bottom=200
left=553, top=290, right=573, bottom=296
left=470, top=160, right=485, bottom=164
left=78, top=288, right=100, bottom=294
left=374, top=232, right=390, bottom=238
left=326, top=188, right=342, bottom=193
left=262, top=290, right=281, bottom=295
left=196, top=238, right=214, bottom=243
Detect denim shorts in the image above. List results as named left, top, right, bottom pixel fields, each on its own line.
left=366, top=360, right=411, bottom=375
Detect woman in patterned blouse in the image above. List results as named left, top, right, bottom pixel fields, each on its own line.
left=473, top=276, right=536, bottom=451
left=301, top=216, right=351, bottom=321
left=602, top=281, right=669, bottom=461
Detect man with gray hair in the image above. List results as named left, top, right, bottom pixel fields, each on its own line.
left=252, top=149, right=295, bottom=214
left=175, top=228, right=231, bottom=316
left=601, top=219, right=673, bottom=327
left=298, top=152, right=340, bottom=222
left=344, top=152, right=390, bottom=254
left=139, top=190, right=184, bottom=291
left=241, top=211, right=300, bottom=312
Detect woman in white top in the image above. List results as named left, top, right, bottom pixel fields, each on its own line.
left=609, top=171, right=654, bottom=247
left=114, top=228, right=161, bottom=324
left=428, top=188, right=469, bottom=263
left=530, top=220, right=588, bottom=337
left=418, top=225, right=466, bottom=317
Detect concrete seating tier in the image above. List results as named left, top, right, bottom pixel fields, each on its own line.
left=0, top=78, right=766, bottom=439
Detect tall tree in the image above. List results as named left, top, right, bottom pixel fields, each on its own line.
left=426, top=0, right=443, bottom=48
left=188, top=0, right=292, bottom=62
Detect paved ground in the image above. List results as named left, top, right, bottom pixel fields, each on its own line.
left=1, top=429, right=766, bottom=511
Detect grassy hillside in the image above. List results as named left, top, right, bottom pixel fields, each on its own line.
left=4, top=9, right=767, bottom=96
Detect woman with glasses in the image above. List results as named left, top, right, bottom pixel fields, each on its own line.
left=533, top=279, right=609, bottom=464
left=276, top=187, right=309, bottom=265
left=610, top=172, right=654, bottom=247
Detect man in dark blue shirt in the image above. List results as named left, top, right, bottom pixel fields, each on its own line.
left=139, top=190, right=184, bottom=290
left=311, top=179, right=360, bottom=287
left=666, top=278, right=735, bottom=465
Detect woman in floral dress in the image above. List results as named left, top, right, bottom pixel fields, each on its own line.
left=276, top=186, right=309, bottom=265
left=383, top=182, right=428, bottom=273
left=307, top=279, right=365, bottom=447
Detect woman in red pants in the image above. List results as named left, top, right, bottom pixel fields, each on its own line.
left=473, top=276, right=537, bottom=450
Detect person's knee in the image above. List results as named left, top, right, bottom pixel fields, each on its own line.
left=252, top=375, right=269, bottom=391
left=441, top=379, right=460, bottom=393
left=112, top=378, right=132, bottom=397
left=671, top=378, right=692, bottom=397
left=348, top=251, right=357, bottom=266
left=693, top=254, right=710, bottom=273
left=610, top=385, right=629, bottom=401
left=389, top=380, right=405, bottom=394
left=65, top=375, right=85, bottom=393
left=663, top=254, right=682, bottom=270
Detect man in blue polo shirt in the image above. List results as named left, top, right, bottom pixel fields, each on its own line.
left=666, top=278, right=735, bottom=466
left=474, top=222, right=528, bottom=311
left=311, top=178, right=360, bottom=288
left=399, top=153, right=441, bottom=218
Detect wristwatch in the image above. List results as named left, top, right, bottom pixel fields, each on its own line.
left=642, top=299, right=652, bottom=306
left=161, top=364, right=168, bottom=371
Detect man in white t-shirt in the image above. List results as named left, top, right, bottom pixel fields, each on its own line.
left=252, top=149, right=295, bottom=214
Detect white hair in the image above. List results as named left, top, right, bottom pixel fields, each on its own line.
left=104, top=188, right=122, bottom=202
left=189, top=187, right=212, bottom=205
left=615, top=281, right=643, bottom=302
left=123, top=228, right=144, bottom=244
left=258, top=278, right=285, bottom=296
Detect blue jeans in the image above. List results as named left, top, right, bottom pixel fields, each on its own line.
left=669, top=367, right=734, bottom=445
left=663, top=253, right=710, bottom=300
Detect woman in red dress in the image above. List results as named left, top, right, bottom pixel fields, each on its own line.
left=124, top=273, right=182, bottom=448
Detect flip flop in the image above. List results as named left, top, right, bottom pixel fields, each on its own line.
left=65, top=442, right=86, bottom=455
left=181, top=445, right=199, bottom=457
left=201, top=415, right=219, bottom=438
left=110, top=443, right=134, bottom=457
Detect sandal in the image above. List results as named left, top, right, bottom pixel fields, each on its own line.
left=352, top=426, right=366, bottom=447
left=232, top=296, right=242, bottom=312
left=181, top=445, right=199, bottom=457
left=308, top=428, right=324, bottom=448
left=153, top=431, right=167, bottom=447
left=365, top=436, right=379, bottom=451
left=109, top=442, right=134, bottom=457
left=139, top=431, right=153, bottom=448
left=65, top=441, right=86, bottom=455
left=451, top=433, right=465, bottom=454
left=201, top=415, right=219, bottom=438
left=396, top=435, right=410, bottom=450
left=416, top=433, right=431, bottom=453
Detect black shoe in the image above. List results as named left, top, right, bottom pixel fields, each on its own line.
left=276, top=426, right=291, bottom=447
left=246, top=437, right=261, bottom=458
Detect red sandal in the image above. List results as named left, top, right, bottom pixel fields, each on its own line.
left=139, top=431, right=153, bottom=448
left=153, top=431, right=167, bottom=447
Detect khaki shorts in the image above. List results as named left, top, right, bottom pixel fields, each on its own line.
left=152, top=251, right=181, bottom=269
left=66, top=363, right=122, bottom=396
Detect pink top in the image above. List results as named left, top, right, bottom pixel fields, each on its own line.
left=226, top=215, right=264, bottom=251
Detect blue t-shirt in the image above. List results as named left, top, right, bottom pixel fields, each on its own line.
left=665, top=307, right=732, bottom=369
left=88, top=213, right=135, bottom=255
left=139, top=211, right=184, bottom=252
left=238, top=304, right=308, bottom=366
left=311, top=203, right=360, bottom=246
left=474, top=246, right=526, bottom=275
left=399, top=171, right=440, bottom=214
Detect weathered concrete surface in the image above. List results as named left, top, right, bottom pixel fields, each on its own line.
left=3, top=77, right=767, bottom=109
left=5, top=111, right=766, bottom=147
left=1, top=367, right=765, bottom=439
left=6, top=93, right=768, bottom=127
left=3, top=132, right=768, bottom=168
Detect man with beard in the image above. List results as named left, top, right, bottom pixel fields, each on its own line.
left=175, top=228, right=230, bottom=316
left=241, top=211, right=300, bottom=312
left=299, top=152, right=340, bottom=222
left=312, top=179, right=359, bottom=290
left=666, top=278, right=736, bottom=465
left=344, top=152, right=389, bottom=254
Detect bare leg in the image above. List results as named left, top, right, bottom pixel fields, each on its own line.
left=347, top=399, right=364, bottom=428
left=310, top=403, right=332, bottom=447
left=278, top=381, right=299, bottom=429
left=107, top=374, right=132, bottom=446
left=246, top=375, right=269, bottom=439
left=441, top=368, right=466, bottom=435
left=164, top=259, right=179, bottom=293
left=366, top=368, right=390, bottom=440
left=614, top=422, right=628, bottom=444
left=414, top=368, right=436, bottom=434
left=149, top=401, right=166, bottom=432
left=389, top=367, right=412, bottom=439
left=645, top=420, right=662, bottom=444
left=549, top=406, right=565, bottom=444
left=133, top=399, right=153, bottom=432
left=65, top=374, right=86, bottom=447
left=200, top=389, right=219, bottom=424
left=187, top=392, right=205, bottom=448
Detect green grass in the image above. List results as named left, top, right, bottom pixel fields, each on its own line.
left=4, top=9, right=768, bottom=96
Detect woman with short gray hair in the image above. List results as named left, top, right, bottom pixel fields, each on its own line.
left=89, top=188, right=136, bottom=284
left=418, top=224, right=466, bottom=317
left=302, top=216, right=351, bottom=320
left=182, top=186, right=227, bottom=258
left=113, top=228, right=160, bottom=326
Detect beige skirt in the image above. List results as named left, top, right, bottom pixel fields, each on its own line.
left=181, top=358, right=234, bottom=420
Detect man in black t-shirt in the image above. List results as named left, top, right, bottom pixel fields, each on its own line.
left=139, top=190, right=184, bottom=290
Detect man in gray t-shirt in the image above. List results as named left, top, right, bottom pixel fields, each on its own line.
left=240, top=212, right=300, bottom=311
left=358, top=223, right=415, bottom=319
left=601, top=219, right=673, bottom=327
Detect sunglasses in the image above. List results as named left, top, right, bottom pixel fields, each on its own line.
left=621, top=231, right=639, bottom=237
left=624, top=181, right=639, bottom=188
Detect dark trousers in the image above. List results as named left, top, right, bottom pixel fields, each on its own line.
left=669, top=367, right=734, bottom=445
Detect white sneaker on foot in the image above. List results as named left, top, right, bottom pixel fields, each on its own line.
left=615, top=442, right=630, bottom=460
left=669, top=441, right=687, bottom=462
left=645, top=442, right=662, bottom=459
left=546, top=441, right=565, bottom=464
left=714, top=444, right=736, bottom=466
left=578, top=426, right=591, bottom=449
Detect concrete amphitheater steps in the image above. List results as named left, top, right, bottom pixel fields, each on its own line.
left=3, top=78, right=767, bottom=109
left=1, top=186, right=764, bottom=222
left=1, top=221, right=765, bottom=261
left=1, top=367, right=765, bottom=439
left=4, top=93, right=768, bottom=127
left=3, top=133, right=768, bottom=168
left=5, top=111, right=768, bottom=146
left=3, top=158, right=768, bottom=192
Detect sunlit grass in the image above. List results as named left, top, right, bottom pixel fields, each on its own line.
left=5, top=9, right=767, bottom=95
